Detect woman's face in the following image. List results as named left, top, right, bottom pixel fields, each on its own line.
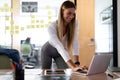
left=63, top=8, right=75, bottom=24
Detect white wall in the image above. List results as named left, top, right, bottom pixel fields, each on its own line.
left=95, top=0, right=113, bottom=52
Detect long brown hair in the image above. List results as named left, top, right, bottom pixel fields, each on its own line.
left=57, top=1, right=76, bottom=53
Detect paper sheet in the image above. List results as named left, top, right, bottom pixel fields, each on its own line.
left=25, top=69, right=42, bottom=75
left=114, top=78, right=120, bottom=80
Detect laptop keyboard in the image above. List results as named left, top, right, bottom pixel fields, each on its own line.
left=77, top=69, right=87, bottom=73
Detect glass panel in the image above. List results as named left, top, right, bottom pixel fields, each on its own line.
left=0, top=0, right=11, bottom=48
left=0, top=0, right=66, bottom=68
left=18, top=0, right=65, bottom=68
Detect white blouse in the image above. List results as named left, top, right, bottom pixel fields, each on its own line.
left=48, top=21, right=80, bottom=62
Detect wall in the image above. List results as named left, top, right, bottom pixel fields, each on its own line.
left=95, top=0, right=112, bottom=52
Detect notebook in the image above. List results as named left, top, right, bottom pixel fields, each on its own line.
left=108, top=67, right=120, bottom=72
left=74, top=54, right=112, bottom=76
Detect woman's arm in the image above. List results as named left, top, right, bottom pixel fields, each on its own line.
left=73, top=55, right=80, bottom=66
left=72, top=21, right=80, bottom=65
left=66, top=59, right=82, bottom=71
left=73, top=55, right=79, bottom=62
left=72, top=21, right=80, bottom=56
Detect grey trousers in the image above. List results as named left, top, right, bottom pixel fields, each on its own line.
left=41, top=42, right=68, bottom=69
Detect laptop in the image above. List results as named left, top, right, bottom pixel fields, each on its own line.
left=74, top=54, right=112, bottom=76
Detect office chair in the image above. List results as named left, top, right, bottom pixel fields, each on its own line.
left=21, top=43, right=32, bottom=61
left=0, top=55, right=13, bottom=69
left=21, top=43, right=35, bottom=68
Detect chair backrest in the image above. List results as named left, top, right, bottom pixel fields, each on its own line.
left=21, top=43, right=32, bottom=56
left=0, top=55, right=12, bottom=69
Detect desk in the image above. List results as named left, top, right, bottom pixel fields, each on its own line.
left=25, top=69, right=119, bottom=80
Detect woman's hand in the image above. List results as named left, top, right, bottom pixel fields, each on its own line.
left=80, top=65, right=88, bottom=70
left=72, top=66, right=83, bottom=72
left=72, top=65, right=88, bottom=72
left=66, top=59, right=88, bottom=72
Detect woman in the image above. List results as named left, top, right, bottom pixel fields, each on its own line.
left=41, top=1, right=85, bottom=71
